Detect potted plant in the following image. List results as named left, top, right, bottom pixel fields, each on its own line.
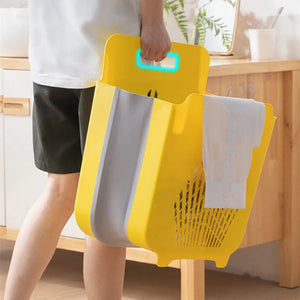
left=164, top=0, right=235, bottom=50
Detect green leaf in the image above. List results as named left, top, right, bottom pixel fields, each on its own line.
left=194, top=4, right=233, bottom=48
left=164, top=0, right=189, bottom=43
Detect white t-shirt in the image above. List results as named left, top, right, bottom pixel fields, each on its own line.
left=28, top=0, right=141, bottom=89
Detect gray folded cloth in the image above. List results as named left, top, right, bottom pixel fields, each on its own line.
left=203, top=94, right=265, bottom=209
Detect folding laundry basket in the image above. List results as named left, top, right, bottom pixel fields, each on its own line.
left=74, top=33, right=276, bottom=268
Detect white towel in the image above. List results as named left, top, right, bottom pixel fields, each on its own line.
left=202, top=94, right=266, bottom=209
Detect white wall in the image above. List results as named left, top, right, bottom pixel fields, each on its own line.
left=235, top=0, right=300, bottom=59
left=3, top=0, right=299, bottom=59
left=206, top=241, right=280, bottom=282
left=0, top=0, right=27, bottom=8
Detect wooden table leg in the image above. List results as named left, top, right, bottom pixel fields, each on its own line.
left=180, top=260, right=205, bottom=300
left=280, top=70, right=300, bottom=288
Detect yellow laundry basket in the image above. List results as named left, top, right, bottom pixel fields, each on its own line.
left=74, top=33, right=276, bottom=268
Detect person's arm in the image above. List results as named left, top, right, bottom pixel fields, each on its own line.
left=139, top=0, right=172, bottom=62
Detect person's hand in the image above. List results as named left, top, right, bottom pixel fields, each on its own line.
left=140, top=21, right=172, bottom=62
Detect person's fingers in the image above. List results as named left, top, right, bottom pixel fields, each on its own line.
left=141, top=42, right=162, bottom=61
left=150, top=43, right=166, bottom=61
left=155, top=55, right=166, bottom=62
left=152, top=49, right=162, bottom=62
left=140, top=44, right=151, bottom=60
left=140, top=28, right=172, bottom=61
left=145, top=47, right=156, bottom=60
left=140, top=36, right=152, bottom=59
left=151, top=46, right=170, bottom=61
left=142, top=45, right=156, bottom=61
left=153, top=42, right=171, bottom=62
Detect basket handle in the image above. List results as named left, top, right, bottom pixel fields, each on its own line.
left=100, top=33, right=210, bottom=97
left=136, top=49, right=180, bottom=73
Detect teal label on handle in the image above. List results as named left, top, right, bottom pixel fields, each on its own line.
left=136, top=49, right=179, bottom=72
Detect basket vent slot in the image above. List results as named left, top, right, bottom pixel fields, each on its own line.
left=174, top=166, right=238, bottom=248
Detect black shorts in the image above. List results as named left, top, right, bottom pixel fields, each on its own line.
left=32, top=82, right=95, bottom=174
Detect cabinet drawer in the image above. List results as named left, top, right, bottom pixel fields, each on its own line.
left=3, top=70, right=84, bottom=238
left=4, top=70, right=37, bottom=229
left=1, top=70, right=31, bottom=116
left=206, top=74, right=247, bottom=98
left=3, top=69, right=33, bottom=98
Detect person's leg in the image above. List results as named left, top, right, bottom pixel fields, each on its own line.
left=83, top=236, right=126, bottom=300
left=4, top=172, right=80, bottom=300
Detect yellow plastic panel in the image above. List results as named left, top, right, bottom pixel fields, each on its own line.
left=100, top=33, right=210, bottom=104
left=74, top=83, right=116, bottom=236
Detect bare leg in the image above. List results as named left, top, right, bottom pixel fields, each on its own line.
left=83, top=235, right=126, bottom=300
left=4, top=172, right=80, bottom=300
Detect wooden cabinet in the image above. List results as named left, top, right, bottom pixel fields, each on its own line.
left=207, top=74, right=247, bottom=98
left=0, top=68, right=5, bottom=226
left=3, top=69, right=37, bottom=230
left=0, top=63, right=84, bottom=239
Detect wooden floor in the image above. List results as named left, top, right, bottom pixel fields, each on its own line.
left=1, top=239, right=299, bottom=299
